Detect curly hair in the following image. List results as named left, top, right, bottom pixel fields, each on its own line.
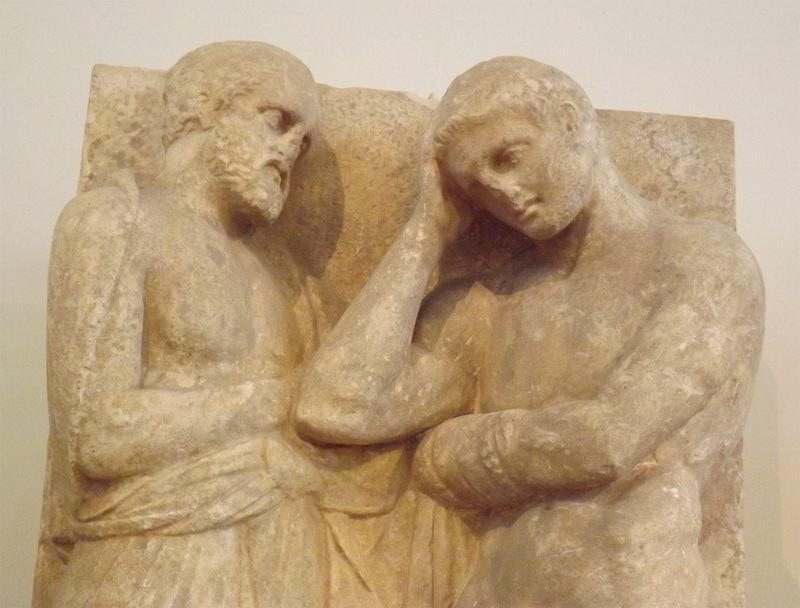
left=162, top=41, right=318, bottom=147
left=431, top=57, right=600, bottom=161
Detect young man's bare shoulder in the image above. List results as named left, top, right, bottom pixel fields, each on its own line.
left=658, top=214, right=763, bottom=302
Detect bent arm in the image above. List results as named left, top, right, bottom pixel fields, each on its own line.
left=296, top=159, right=472, bottom=445
left=296, top=208, right=470, bottom=445
left=414, top=230, right=765, bottom=509
left=76, top=378, right=290, bottom=480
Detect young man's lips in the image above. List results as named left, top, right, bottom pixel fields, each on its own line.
left=518, top=197, right=542, bottom=221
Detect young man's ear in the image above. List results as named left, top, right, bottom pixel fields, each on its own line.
left=556, top=101, right=580, bottom=133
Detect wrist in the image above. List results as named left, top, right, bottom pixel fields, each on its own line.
left=404, top=208, right=450, bottom=262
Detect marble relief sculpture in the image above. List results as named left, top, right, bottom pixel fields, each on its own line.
left=35, top=42, right=764, bottom=608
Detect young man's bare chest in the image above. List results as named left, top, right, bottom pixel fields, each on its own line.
left=476, top=251, right=659, bottom=413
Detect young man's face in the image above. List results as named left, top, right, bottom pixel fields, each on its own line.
left=443, top=111, right=594, bottom=241
left=205, top=84, right=312, bottom=225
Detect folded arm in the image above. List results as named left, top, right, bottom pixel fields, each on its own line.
left=413, top=228, right=765, bottom=509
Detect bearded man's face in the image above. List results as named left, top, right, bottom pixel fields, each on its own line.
left=204, top=88, right=312, bottom=226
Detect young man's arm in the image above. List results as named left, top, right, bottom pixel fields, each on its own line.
left=413, top=225, right=765, bottom=509
left=295, top=161, right=473, bottom=445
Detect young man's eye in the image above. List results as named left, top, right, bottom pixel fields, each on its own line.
left=491, top=144, right=527, bottom=172
left=492, top=148, right=518, bottom=171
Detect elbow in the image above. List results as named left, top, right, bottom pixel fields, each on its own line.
left=294, top=379, right=338, bottom=443
left=588, top=433, right=646, bottom=485
left=74, top=425, right=124, bottom=481
left=570, top=432, right=638, bottom=488
left=588, top=457, right=626, bottom=485
left=567, top=448, right=624, bottom=488
left=294, top=402, right=342, bottom=445
left=295, top=370, right=389, bottom=445
left=295, top=394, right=374, bottom=446
left=74, top=415, right=144, bottom=480
left=551, top=401, right=644, bottom=488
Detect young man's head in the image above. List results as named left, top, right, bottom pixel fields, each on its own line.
left=433, top=57, right=602, bottom=240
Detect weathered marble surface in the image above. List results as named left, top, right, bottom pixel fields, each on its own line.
left=35, top=44, right=762, bottom=608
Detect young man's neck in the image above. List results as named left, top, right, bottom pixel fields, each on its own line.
left=538, top=156, right=646, bottom=269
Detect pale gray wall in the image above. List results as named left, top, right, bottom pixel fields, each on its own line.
left=1, top=2, right=798, bottom=606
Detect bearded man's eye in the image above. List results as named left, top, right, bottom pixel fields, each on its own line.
left=258, top=108, right=292, bottom=133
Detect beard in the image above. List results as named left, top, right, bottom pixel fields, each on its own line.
left=204, top=116, right=287, bottom=225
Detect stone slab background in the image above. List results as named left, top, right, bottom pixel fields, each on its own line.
left=34, top=66, right=746, bottom=606
left=1, top=2, right=798, bottom=607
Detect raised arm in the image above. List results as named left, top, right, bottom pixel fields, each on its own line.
left=48, top=179, right=284, bottom=481
left=413, top=225, right=765, bottom=509
left=295, top=155, right=473, bottom=445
